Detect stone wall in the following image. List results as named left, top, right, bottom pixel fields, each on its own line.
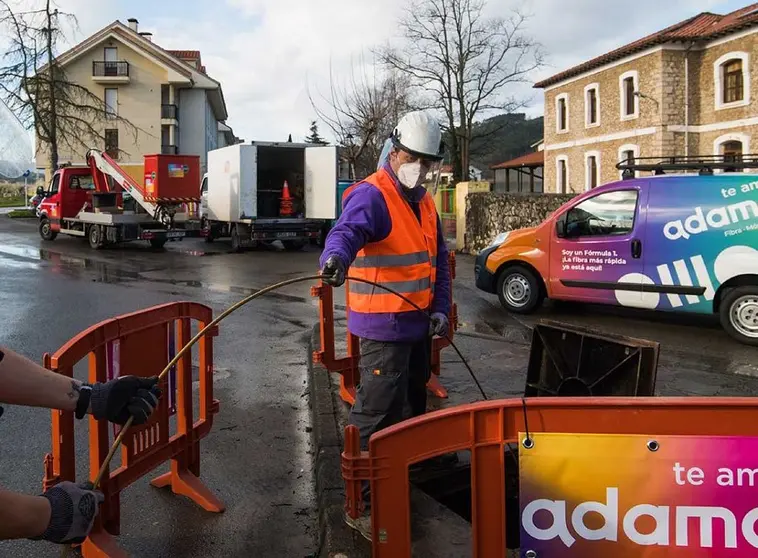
left=464, top=192, right=577, bottom=253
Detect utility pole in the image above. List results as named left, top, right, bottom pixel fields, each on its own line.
left=23, top=169, right=30, bottom=207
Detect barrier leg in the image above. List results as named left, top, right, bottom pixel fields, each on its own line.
left=426, top=375, right=448, bottom=398
left=81, top=523, right=127, bottom=558
left=151, top=458, right=225, bottom=512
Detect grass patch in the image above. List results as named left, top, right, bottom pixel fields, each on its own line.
left=0, top=196, right=26, bottom=208
left=7, top=209, right=36, bottom=218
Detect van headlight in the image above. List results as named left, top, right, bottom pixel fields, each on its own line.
left=488, top=232, right=510, bottom=248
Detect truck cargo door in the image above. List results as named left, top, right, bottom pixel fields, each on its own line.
left=305, top=146, right=337, bottom=219
left=239, top=145, right=257, bottom=219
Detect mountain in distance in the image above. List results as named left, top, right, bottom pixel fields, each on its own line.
left=468, top=113, right=543, bottom=180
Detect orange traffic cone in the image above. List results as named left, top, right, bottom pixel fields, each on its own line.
left=280, top=180, right=294, bottom=216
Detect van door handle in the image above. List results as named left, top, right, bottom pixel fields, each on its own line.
left=631, top=239, right=642, bottom=259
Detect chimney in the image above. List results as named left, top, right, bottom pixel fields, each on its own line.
left=139, top=32, right=152, bottom=42
left=127, top=18, right=138, bottom=32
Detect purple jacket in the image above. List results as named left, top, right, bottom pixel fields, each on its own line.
left=320, top=164, right=452, bottom=342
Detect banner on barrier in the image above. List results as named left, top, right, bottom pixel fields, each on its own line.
left=519, top=432, right=758, bottom=557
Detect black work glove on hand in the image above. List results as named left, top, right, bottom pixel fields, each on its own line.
left=32, top=481, right=104, bottom=544
left=429, top=312, right=449, bottom=338
left=90, top=376, right=161, bottom=425
left=321, top=256, right=346, bottom=287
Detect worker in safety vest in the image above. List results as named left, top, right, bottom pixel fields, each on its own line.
left=319, top=111, right=452, bottom=540
left=0, top=345, right=160, bottom=544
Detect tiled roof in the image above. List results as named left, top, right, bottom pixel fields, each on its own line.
left=534, top=4, right=758, bottom=88
left=491, top=151, right=544, bottom=169
left=167, top=50, right=200, bottom=59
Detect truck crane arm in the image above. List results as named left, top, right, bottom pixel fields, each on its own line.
left=86, top=149, right=161, bottom=221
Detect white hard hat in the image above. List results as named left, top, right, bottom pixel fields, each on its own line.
left=390, top=111, right=444, bottom=161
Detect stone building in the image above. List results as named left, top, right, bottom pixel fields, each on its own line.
left=535, top=4, right=758, bottom=193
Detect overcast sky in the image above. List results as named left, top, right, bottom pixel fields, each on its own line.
left=22, top=0, right=758, bottom=143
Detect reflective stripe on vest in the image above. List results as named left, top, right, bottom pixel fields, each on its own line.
left=345, top=168, right=438, bottom=314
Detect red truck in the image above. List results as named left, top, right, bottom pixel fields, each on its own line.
left=38, top=150, right=204, bottom=249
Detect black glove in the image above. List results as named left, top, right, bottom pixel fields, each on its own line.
left=321, top=256, right=346, bottom=287
left=88, top=376, right=161, bottom=425
left=32, top=481, right=104, bottom=544
left=429, top=313, right=449, bottom=337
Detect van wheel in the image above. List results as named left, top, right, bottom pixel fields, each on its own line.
left=230, top=225, right=242, bottom=252
left=497, top=266, right=543, bottom=314
left=39, top=218, right=57, bottom=241
left=88, top=225, right=104, bottom=250
left=720, top=286, right=758, bottom=346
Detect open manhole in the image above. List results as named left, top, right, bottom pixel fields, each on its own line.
left=415, top=321, right=660, bottom=549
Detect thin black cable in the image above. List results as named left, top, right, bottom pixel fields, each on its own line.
left=343, top=275, right=488, bottom=401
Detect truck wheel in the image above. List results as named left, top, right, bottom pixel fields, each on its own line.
left=719, top=286, right=758, bottom=346
left=88, top=225, right=104, bottom=250
left=230, top=225, right=242, bottom=252
left=497, top=265, right=543, bottom=314
left=39, top=218, right=57, bottom=241
left=202, top=218, right=214, bottom=243
left=150, top=238, right=168, bottom=250
left=282, top=239, right=307, bottom=251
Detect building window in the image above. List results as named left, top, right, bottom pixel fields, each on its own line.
left=722, top=140, right=743, bottom=163
left=618, top=144, right=639, bottom=178
left=714, top=52, right=750, bottom=110
left=556, top=155, right=569, bottom=193
left=105, top=129, right=118, bottom=159
left=584, top=83, right=599, bottom=128
left=619, top=71, right=638, bottom=120
left=104, top=88, right=117, bottom=119
left=585, top=151, right=600, bottom=191
left=556, top=93, right=569, bottom=133
left=714, top=133, right=750, bottom=173
left=724, top=60, right=744, bottom=103
left=103, top=47, right=118, bottom=76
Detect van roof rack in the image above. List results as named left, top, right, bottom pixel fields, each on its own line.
left=616, top=155, right=758, bottom=179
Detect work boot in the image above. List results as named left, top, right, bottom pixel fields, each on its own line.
left=345, top=512, right=372, bottom=542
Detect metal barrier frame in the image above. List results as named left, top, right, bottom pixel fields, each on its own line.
left=312, top=251, right=459, bottom=405
left=342, top=396, right=758, bottom=557
left=42, top=301, right=223, bottom=558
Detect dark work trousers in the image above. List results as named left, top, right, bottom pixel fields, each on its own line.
left=348, top=336, right=432, bottom=509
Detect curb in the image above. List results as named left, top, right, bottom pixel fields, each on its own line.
left=307, top=324, right=370, bottom=558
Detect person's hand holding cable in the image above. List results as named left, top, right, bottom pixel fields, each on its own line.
left=0, top=346, right=162, bottom=544
left=75, top=375, right=162, bottom=425
left=320, top=255, right=346, bottom=287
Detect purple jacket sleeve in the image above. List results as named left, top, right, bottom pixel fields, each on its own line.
left=431, top=213, right=452, bottom=316
left=319, top=183, right=391, bottom=268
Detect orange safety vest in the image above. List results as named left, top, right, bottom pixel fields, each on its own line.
left=343, top=168, right=438, bottom=314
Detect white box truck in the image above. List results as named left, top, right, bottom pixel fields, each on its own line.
left=200, top=141, right=340, bottom=251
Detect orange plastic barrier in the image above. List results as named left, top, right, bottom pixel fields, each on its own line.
left=311, top=251, right=459, bottom=404
left=342, top=396, right=758, bottom=557
left=41, top=301, right=223, bottom=558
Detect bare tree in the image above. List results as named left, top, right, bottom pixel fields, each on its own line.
left=309, top=56, right=415, bottom=178
left=0, top=0, right=141, bottom=173
left=379, top=0, right=543, bottom=181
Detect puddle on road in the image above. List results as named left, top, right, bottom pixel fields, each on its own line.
left=3, top=243, right=311, bottom=304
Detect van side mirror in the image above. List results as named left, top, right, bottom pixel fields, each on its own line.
left=555, top=218, right=567, bottom=238
left=36, top=186, right=44, bottom=196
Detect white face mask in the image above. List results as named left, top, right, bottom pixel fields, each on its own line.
left=397, top=161, right=428, bottom=189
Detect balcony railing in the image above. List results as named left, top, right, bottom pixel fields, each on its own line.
left=92, top=61, right=129, bottom=77
left=161, top=144, right=178, bottom=155
left=161, top=104, right=178, bottom=120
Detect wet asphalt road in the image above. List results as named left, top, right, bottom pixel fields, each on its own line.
left=0, top=216, right=756, bottom=557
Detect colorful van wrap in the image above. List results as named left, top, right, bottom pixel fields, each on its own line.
left=475, top=174, right=758, bottom=343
